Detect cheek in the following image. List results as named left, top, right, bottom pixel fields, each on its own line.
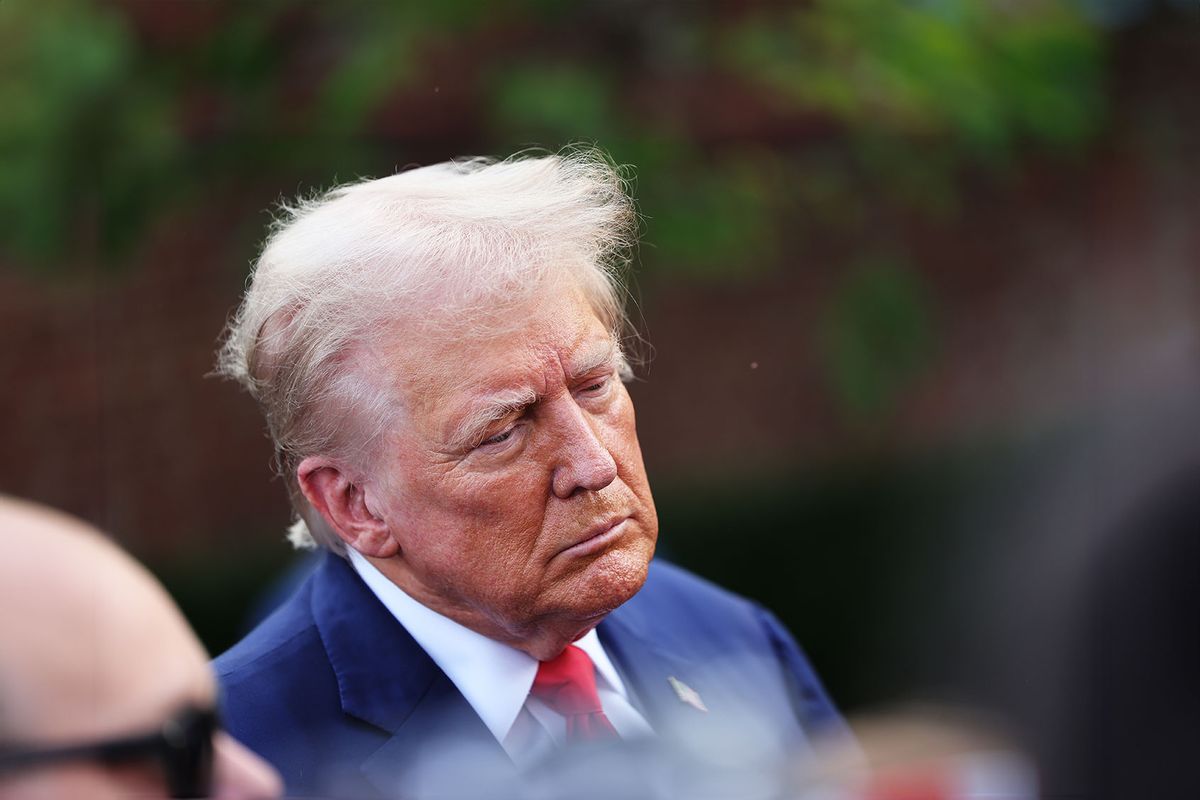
left=449, top=467, right=546, bottom=520
left=605, top=398, right=658, bottom=535
left=605, top=393, right=649, bottom=479
left=399, top=463, right=551, bottom=561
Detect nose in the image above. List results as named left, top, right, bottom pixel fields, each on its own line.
left=210, top=731, right=283, bottom=799
left=550, top=398, right=618, bottom=499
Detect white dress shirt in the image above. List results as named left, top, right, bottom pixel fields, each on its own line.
left=348, top=549, right=654, bottom=765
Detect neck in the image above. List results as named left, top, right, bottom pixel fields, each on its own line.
left=362, top=552, right=599, bottom=661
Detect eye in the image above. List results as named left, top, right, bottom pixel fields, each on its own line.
left=475, top=424, right=518, bottom=450
left=479, top=427, right=515, bottom=448
left=580, top=376, right=610, bottom=394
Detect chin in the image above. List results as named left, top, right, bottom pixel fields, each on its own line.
left=565, top=538, right=654, bottom=617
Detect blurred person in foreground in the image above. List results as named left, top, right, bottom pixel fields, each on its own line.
left=982, top=424, right=1200, bottom=800
left=0, top=496, right=282, bottom=800
left=214, top=151, right=851, bottom=798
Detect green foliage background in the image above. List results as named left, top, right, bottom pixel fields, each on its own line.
left=0, top=0, right=1111, bottom=421
left=1, top=0, right=1103, bottom=264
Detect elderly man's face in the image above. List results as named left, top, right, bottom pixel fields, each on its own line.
left=366, top=282, right=657, bottom=653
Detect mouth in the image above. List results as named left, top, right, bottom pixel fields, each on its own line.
left=558, top=515, right=632, bottom=558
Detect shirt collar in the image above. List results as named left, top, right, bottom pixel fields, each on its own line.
left=346, top=549, right=627, bottom=743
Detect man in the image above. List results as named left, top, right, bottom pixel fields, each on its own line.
left=0, top=496, right=282, bottom=800
left=215, top=152, right=847, bottom=797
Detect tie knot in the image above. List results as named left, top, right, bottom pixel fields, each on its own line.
left=530, top=644, right=604, bottom=716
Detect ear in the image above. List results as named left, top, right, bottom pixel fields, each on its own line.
left=296, top=456, right=399, bottom=558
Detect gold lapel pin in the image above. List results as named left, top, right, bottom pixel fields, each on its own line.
left=667, top=676, right=708, bottom=712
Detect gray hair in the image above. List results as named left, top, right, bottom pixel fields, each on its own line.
left=217, top=150, right=637, bottom=552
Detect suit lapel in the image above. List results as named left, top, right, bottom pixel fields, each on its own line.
left=598, top=581, right=798, bottom=766
left=306, top=555, right=799, bottom=794
left=598, top=601, right=712, bottom=737
left=359, top=671, right=518, bottom=798
left=309, top=554, right=514, bottom=796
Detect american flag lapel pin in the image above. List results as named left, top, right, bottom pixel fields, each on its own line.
left=667, top=676, right=708, bottom=712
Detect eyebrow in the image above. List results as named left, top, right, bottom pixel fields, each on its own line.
left=447, top=387, right=538, bottom=452
left=566, top=339, right=620, bottom=382
left=445, top=340, right=622, bottom=452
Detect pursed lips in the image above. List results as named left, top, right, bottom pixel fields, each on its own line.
left=558, top=514, right=632, bottom=557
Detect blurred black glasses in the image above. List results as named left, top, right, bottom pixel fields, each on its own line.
left=0, top=704, right=216, bottom=798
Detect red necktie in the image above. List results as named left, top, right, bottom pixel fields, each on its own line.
left=530, top=644, right=620, bottom=743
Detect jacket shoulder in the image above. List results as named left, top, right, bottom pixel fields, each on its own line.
left=640, top=558, right=754, bottom=606
left=214, top=567, right=382, bottom=795
left=214, top=576, right=340, bottom=727
left=214, top=574, right=321, bottom=679
left=621, top=559, right=772, bottom=648
left=620, top=559, right=849, bottom=736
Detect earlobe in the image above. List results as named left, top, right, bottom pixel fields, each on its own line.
left=296, top=457, right=399, bottom=558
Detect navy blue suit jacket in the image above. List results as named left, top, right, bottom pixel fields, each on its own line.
left=216, top=554, right=845, bottom=798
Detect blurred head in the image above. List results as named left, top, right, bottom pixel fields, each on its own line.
left=219, top=150, right=657, bottom=657
left=0, top=497, right=282, bottom=800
